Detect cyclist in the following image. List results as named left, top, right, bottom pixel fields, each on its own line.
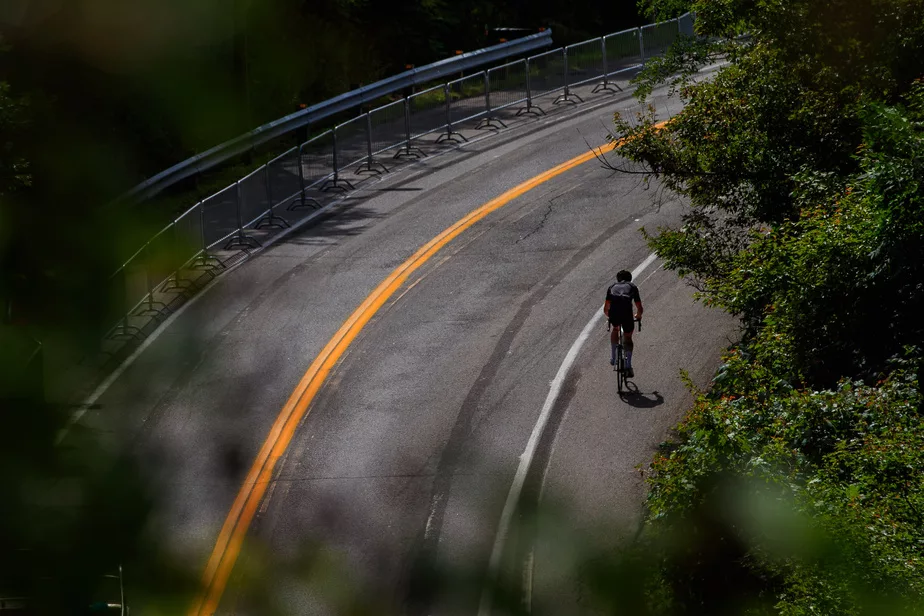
left=603, top=269, right=644, bottom=377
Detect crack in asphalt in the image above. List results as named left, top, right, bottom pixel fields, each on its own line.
left=516, top=198, right=558, bottom=244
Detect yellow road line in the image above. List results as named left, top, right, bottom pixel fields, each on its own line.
left=190, top=138, right=631, bottom=615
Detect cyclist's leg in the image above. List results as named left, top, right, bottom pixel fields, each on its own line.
left=622, top=318, right=636, bottom=373
left=609, top=325, right=620, bottom=365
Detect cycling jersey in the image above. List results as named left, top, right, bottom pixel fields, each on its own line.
left=605, top=281, right=641, bottom=331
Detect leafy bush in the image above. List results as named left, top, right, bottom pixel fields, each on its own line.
left=637, top=348, right=924, bottom=614
left=613, top=0, right=924, bottom=613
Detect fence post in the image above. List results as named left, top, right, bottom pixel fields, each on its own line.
left=477, top=70, right=506, bottom=129
left=192, top=201, right=224, bottom=271
left=639, top=27, right=645, bottom=61
left=443, top=83, right=452, bottom=134
left=517, top=58, right=545, bottom=117
left=332, top=128, right=340, bottom=186
left=357, top=112, right=388, bottom=174
left=136, top=240, right=168, bottom=319
left=403, top=98, right=412, bottom=156
left=198, top=201, right=207, bottom=257
left=235, top=180, right=244, bottom=236
left=525, top=58, right=534, bottom=111
left=554, top=47, right=583, bottom=105
left=224, top=180, right=261, bottom=249
left=256, top=163, right=289, bottom=228
left=297, top=141, right=307, bottom=207
left=601, top=37, right=608, bottom=84
left=366, top=112, right=374, bottom=166
left=395, top=96, right=424, bottom=159
left=290, top=141, right=320, bottom=210
left=178, top=201, right=223, bottom=279
left=594, top=36, right=621, bottom=94
left=321, top=126, right=355, bottom=191
left=162, top=221, right=193, bottom=294
left=437, top=82, right=466, bottom=144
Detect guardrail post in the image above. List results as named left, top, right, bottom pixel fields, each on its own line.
left=594, top=37, right=621, bottom=94
left=290, top=141, right=321, bottom=210
left=224, top=180, right=262, bottom=250
left=477, top=70, right=506, bottom=130
left=437, top=83, right=466, bottom=144
left=321, top=126, right=356, bottom=192
left=357, top=112, right=388, bottom=175
left=516, top=58, right=545, bottom=117
left=554, top=47, right=583, bottom=106
left=256, top=163, right=290, bottom=228
left=394, top=97, right=424, bottom=159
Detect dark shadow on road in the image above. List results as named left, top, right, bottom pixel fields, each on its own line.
left=619, top=385, right=664, bottom=409
left=282, top=205, right=387, bottom=246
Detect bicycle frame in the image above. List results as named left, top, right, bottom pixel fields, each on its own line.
left=607, top=318, right=641, bottom=394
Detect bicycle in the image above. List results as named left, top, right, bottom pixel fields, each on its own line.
left=607, top=318, right=641, bottom=394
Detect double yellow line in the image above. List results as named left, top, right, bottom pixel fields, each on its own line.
left=189, top=139, right=630, bottom=615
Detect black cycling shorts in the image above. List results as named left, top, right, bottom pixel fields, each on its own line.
left=609, top=314, right=635, bottom=333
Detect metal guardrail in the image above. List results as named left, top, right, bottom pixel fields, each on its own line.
left=105, top=13, right=695, bottom=343
left=118, top=30, right=555, bottom=206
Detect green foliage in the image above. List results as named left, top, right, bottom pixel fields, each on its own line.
left=0, top=81, right=30, bottom=197
left=610, top=0, right=924, bottom=611
left=638, top=0, right=693, bottom=21
left=614, top=0, right=924, bottom=382
left=2, top=0, right=651, bottom=194
left=640, top=350, right=924, bottom=614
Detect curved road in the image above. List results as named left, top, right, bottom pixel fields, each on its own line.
left=76, top=75, right=736, bottom=614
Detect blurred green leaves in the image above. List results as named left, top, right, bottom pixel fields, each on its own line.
left=0, top=81, right=30, bottom=198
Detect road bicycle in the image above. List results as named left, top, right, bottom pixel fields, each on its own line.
left=607, top=318, right=641, bottom=394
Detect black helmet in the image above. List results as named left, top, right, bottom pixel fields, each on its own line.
left=616, top=269, right=632, bottom=282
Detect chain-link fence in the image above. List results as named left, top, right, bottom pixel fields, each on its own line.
left=201, top=183, right=238, bottom=249
left=641, top=19, right=681, bottom=58
left=448, top=74, right=489, bottom=127
left=486, top=60, right=529, bottom=113
left=105, top=12, right=695, bottom=340
left=298, top=129, right=336, bottom=195
left=529, top=48, right=568, bottom=101
left=605, top=28, right=643, bottom=70
left=408, top=84, right=449, bottom=140
left=334, top=115, right=370, bottom=174
left=266, top=147, right=301, bottom=210
left=566, top=39, right=605, bottom=88
left=238, top=168, right=270, bottom=231
left=370, top=99, right=407, bottom=158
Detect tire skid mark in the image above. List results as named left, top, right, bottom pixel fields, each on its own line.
left=404, top=214, right=639, bottom=613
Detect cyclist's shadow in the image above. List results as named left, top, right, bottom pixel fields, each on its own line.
left=619, top=383, right=664, bottom=408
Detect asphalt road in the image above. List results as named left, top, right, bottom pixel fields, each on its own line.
left=75, top=74, right=737, bottom=615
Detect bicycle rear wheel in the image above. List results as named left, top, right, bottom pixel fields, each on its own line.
left=616, top=348, right=625, bottom=394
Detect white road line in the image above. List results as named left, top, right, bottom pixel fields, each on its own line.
left=477, top=251, right=658, bottom=616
